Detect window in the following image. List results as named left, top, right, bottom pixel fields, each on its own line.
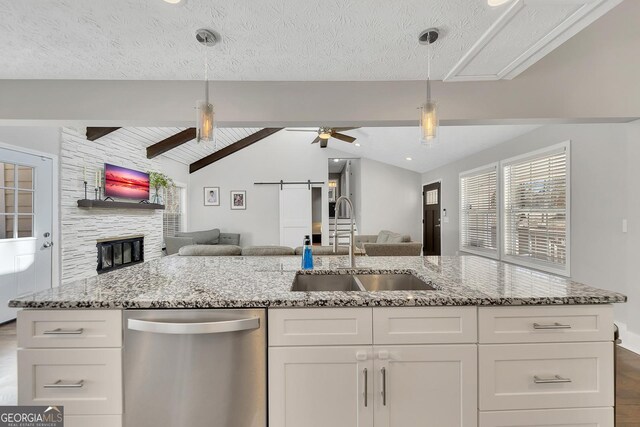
left=459, top=165, right=498, bottom=258
left=502, top=143, right=569, bottom=274
left=458, top=142, right=570, bottom=276
left=163, top=185, right=185, bottom=241
left=0, top=162, right=34, bottom=240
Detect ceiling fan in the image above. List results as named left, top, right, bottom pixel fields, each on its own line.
left=287, top=127, right=360, bottom=148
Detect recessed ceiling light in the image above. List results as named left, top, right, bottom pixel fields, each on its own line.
left=163, top=0, right=182, bottom=3
left=355, top=143, right=361, bottom=147
left=333, top=159, right=340, bottom=163
left=406, top=157, right=413, bottom=161
left=488, top=0, right=511, bottom=6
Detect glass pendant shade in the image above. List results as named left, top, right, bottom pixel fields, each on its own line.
left=196, top=100, right=215, bottom=143
left=420, top=101, right=438, bottom=144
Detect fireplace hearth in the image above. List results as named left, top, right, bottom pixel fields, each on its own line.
left=97, top=236, right=144, bottom=274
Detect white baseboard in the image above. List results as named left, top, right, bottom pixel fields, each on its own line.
left=616, top=322, right=640, bottom=355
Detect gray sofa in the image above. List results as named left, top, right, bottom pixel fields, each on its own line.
left=165, top=228, right=241, bottom=255
left=355, top=230, right=422, bottom=256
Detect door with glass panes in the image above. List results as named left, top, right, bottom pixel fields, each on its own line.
left=0, top=147, right=53, bottom=322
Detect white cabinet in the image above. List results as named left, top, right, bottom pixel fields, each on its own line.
left=374, top=345, right=477, bottom=427
left=479, top=408, right=613, bottom=427
left=17, top=310, right=123, bottom=427
left=268, top=307, right=477, bottom=427
left=269, top=346, right=373, bottom=427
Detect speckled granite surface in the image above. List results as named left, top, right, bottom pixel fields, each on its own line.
left=9, top=255, right=627, bottom=309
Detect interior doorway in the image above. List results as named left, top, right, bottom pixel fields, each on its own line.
left=423, top=182, right=441, bottom=256
left=0, top=146, right=54, bottom=322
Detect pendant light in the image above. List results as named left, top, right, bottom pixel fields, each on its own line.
left=419, top=28, right=440, bottom=145
left=195, top=29, right=218, bottom=144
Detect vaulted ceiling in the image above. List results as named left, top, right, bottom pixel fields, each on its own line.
left=0, top=0, right=621, bottom=81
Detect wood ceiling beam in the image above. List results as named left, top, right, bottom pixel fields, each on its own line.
left=86, top=127, right=121, bottom=141
left=189, top=128, right=283, bottom=174
left=146, top=128, right=196, bottom=159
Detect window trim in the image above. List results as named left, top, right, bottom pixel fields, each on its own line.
left=500, top=141, right=571, bottom=276
left=459, top=162, right=500, bottom=260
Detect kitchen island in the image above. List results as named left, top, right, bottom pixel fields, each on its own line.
left=10, top=255, right=626, bottom=427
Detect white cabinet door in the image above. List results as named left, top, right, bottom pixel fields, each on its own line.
left=269, top=346, right=373, bottom=427
left=374, top=345, right=477, bottom=427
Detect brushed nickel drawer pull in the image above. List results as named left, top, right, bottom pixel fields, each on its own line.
left=533, top=375, right=572, bottom=384
left=44, top=379, right=85, bottom=389
left=533, top=322, right=571, bottom=330
left=381, top=367, right=387, bottom=406
left=363, top=368, right=368, bottom=407
left=43, top=328, right=84, bottom=335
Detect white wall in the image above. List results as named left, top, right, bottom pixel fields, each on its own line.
left=421, top=123, right=630, bottom=327
left=624, top=121, right=640, bottom=352
left=0, top=126, right=61, bottom=155
left=359, top=158, right=422, bottom=241
left=188, top=131, right=422, bottom=246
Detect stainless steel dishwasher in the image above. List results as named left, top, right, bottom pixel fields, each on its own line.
left=124, top=309, right=266, bottom=427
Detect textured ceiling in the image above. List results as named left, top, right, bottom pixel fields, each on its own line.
left=0, top=0, right=620, bottom=81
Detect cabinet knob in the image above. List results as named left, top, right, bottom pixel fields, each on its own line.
left=355, top=351, right=368, bottom=361
left=378, top=350, right=389, bottom=360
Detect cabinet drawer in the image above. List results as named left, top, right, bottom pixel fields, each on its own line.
left=479, top=342, right=613, bottom=410
left=479, top=305, right=613, bottom=344
left=480, top=408, right=613, bottom=427
left=18, top=348, right=122, bottom=415
left=65, top=415, right=122, bottom=427
left=269, top=308, right=372, bottom=346
left=18, top=310, right=122, bottom=348
left=373, top=307, right=477, bottom=344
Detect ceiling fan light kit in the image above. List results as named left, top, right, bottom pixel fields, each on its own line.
left=419, top=28, right=440, bottom=146
left=195, top=28, right=218, bottom=144
left=286, top=127, right=360, bottom=149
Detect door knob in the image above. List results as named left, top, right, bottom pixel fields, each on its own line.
left=43, top=242, right=54, bottom=248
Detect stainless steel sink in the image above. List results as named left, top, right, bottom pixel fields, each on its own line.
left=291, top=272, right=434, bottom=292
left=355, top=274, right=435, bottom=291
left=291, top=274, right=363, bottom=292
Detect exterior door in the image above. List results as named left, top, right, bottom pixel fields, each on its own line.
left=374, top=345, right=478, bottom=427
left=423, top=182, right=441, bottom=256
left=279, top=184, right=312, bottom=248
left=269, top=346, right=374, bottom=427
left=0, top=147, right=53, bottom=322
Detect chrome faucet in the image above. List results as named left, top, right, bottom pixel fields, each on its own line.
left=333, top=196, right=356, bottom=268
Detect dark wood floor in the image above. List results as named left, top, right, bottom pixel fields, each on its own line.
left=617, top=346, right=640, bottom=426
left=0, top=320, right=638, bottom=424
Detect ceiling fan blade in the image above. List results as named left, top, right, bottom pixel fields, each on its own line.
left=332, top=127, right=360, bottom=132
left=311, top=136, right=322, bottom=144
left=331, top=132, right=356, bottom=143
left=320, top=139, right=328, bottom=148
left=287, top=129, right=319, bottom=132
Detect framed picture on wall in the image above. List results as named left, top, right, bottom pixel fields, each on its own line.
left=230, top=190, right=246, bottom=210
left=204, top=187, right=220, bottom=206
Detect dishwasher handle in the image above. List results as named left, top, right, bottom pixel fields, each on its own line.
left=128, top=317, right=260, bottom=335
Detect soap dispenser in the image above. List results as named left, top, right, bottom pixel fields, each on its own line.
left=301, top=235, right=313, bottom=270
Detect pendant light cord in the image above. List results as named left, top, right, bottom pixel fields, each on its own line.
left=204, top=35, right=210, bottom=105
left=426, top=38, right=431, bottom=103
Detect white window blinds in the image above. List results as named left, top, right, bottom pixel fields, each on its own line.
left=163, top=186, right=183, bottom=239
left=503, top=146, right=568, bottom=272
left=460, top=166, right=498, bottom=256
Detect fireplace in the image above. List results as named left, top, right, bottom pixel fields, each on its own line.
left=97, top=236, right=144, bottom=274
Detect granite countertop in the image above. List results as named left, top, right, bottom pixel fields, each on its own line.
left=9, top=255, right=626, bottom=309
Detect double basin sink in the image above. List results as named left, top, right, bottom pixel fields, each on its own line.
left=291, top=272, right=435, bottom=292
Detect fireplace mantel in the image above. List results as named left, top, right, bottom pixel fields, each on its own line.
left=77, top=199, right=164, bottom=210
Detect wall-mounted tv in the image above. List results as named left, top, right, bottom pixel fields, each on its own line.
left=104, top=164, right=150, bottom=200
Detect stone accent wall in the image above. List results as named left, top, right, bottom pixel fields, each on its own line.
left=60, top=127, right=163, bottom=284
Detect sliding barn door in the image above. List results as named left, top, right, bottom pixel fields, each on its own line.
left=279, top=184, right=312, bottom=248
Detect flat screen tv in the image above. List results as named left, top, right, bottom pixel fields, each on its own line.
left=104, top=164, right=150, bottom=200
